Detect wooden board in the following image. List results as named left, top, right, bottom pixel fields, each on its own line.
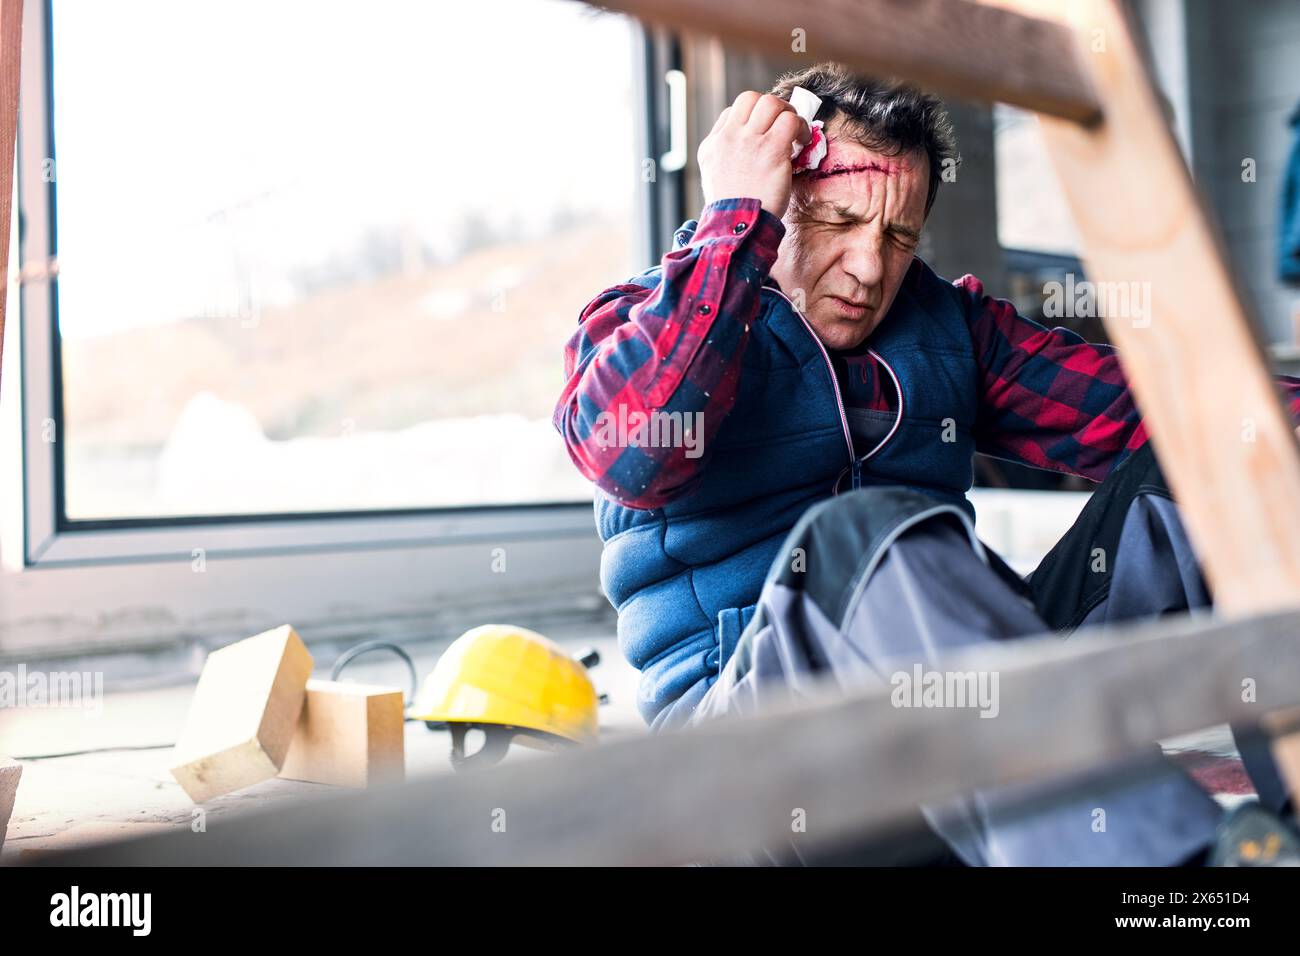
left=0, top=0, right=22, bottom=392
left=593, top=0, right=1102, bottom=123
left=42, top=608, right=1300, bottom=867
left=991, top=0, right=1300, bottom=794
left=0, top=757, right=20, bottom=851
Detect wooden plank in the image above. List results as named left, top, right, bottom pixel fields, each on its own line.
left=42, top=608, right=1300, bottom=866
left=169, top=625, right=314, bottom=803
left=0, top=0, right=22, bottom=393
left=992, top=0, right=1300, bottom=794
left=593, top=0, right=1102, bottom=124
left=0, top=757, right=20, bottom=852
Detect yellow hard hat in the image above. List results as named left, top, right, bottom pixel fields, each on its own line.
left=410, top=625, right=599, bottom=769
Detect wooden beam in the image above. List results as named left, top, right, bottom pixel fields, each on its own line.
left=593, top=0, right=1103, bottom=124
left=41, top=608, right=1300, bottom=866
left=993, top=0, right=1300, bottom=794
left=0, top=0, right=22, bottom=394
left=0, top=756, right=20, bottom=852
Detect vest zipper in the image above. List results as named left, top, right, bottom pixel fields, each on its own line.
left=862, top=347, right=904, bottom=461
left=765, top=287, right=855, bottom=463
left=766, top=287, right=905, bottom=494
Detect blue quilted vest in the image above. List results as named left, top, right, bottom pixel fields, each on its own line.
left=596, top=240, right=980, bottom=730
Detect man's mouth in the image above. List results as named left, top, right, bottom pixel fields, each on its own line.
left=827, top=296, right=872, bottom=320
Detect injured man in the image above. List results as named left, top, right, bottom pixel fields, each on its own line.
left=553, top=62, right=1300, bottom=866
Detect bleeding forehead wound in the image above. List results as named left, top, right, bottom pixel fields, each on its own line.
left=805, top=141, right=907, bottom=180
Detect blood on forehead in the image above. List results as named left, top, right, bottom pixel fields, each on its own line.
left=803, top=138, right=911, bottom=180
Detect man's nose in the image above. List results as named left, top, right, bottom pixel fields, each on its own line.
left=840, top=235, right=886, bottom=292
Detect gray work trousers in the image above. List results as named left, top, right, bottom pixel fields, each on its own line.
left=689, top=445, right=1236, bottom=866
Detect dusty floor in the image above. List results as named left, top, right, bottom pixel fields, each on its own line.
left=0, top=621, right=644, bottom=863
left=0, top=489, right=1102, bottom=862
left=0, top=612, right=1257, bottom=864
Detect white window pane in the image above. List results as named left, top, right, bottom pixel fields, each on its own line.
left=52, top=0, right=637, bottom=518
left=994, top=104, right=1080, bottom=256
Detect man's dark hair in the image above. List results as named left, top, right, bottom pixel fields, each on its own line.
left=771, top=63, right=958, bottom=215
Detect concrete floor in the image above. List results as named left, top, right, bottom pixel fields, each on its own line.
left=0, top=605, right=1257, bottom=864
left=0, top=621, right=644, bottom=863
left=0, top=488, right=1106, bottom=863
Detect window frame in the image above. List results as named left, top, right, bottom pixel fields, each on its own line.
left=13, top=0, right=667, bottom=571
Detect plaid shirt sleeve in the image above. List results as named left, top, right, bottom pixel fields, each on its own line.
left=959, top=274, right=1300, bottom=482
left=554, top=198, right=785, bottom=509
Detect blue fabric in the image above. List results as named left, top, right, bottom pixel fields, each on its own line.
left=595, top=226, right=981, bottom=730
left=1281, top=102, right=1300, bottom=285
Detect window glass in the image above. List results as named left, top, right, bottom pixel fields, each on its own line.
left=993, top=103, right=1080, bottom=257
left=52, top=0, right=637, bottom=518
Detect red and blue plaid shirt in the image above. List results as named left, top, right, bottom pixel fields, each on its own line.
left=556, top=198, right=1300, bottom=509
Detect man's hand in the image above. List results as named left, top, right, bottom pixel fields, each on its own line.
left=698, top=91, right=811, bottom=220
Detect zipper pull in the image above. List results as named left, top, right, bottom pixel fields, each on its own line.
left=851, top=458, right=862, bottom=490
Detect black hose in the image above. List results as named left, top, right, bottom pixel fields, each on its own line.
left=329, top=640, right=419, bottom=706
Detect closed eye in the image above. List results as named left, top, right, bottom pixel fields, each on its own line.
left=888, top=228, right=919, bottom=250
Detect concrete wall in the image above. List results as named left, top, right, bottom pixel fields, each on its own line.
left=920, top=100, right=1006, bottom=296
left=1182, top=0, right=1300, bottom=344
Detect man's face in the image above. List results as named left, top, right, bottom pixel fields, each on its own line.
left=770, top=118, right=930, bottom=351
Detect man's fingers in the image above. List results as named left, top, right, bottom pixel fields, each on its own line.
left=726, top=90, right=762, bottom=127
left=774, top=110, right=812, bottom=147
left=709, top=105, right=731, bottom=136
left=746, top=93, right=795, bottom=135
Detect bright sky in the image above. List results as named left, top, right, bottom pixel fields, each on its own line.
left=51, top=0, right=637, bottom=338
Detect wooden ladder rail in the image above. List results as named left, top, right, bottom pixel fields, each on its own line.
left=43, top=608, right=1300, bottom=866
left=592, top=0, right=1300, bottom=797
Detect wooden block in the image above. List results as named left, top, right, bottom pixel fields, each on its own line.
left=0, top=757, right=20, bottom=851
left=170, top=625, right=313, bottom=803
left=279, top=680, right=405, bottom=789
left=19, top=821, right=176, bottom=860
